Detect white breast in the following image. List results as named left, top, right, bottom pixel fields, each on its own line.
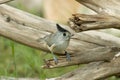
left=53, top=40, right=69, bottom=53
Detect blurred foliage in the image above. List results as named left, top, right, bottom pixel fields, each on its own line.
left=43, top=0, right=95, bottom=24
left=8, top=0, right=43, bottom=17
left=0, top=36, right=78, bottom=79
left=0, top=0, right=119, bottom=80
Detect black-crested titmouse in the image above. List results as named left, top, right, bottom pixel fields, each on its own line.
left=38, top=24, right=73, bottom=64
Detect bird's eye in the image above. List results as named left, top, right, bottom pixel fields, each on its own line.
left=63, top=33, right=66, bottom=36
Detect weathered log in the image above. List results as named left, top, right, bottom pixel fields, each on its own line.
left=56, top=57, right=120, bottom=80
left=68, top=14, right=120, bottom=32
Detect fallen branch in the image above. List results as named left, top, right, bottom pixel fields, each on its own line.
left=56, top=57, right=120, bottom=80
left=68, top=0, right=120, bottom=32
left=68, top=14, right=120, bottom=32
left=42, top=44, right=120, bottom=68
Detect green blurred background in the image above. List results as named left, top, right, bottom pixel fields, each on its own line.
left=0, top=0, right=120, bottom=80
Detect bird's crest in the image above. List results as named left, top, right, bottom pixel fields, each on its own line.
left=56, top=24, right=68, bottom=32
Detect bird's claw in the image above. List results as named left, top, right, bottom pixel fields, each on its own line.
left=53, top=56, right=58, bottom=64
left=65, top=51, right=71, bottom=61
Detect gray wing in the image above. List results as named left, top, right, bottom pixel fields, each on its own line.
left=43, top=34, right=55, bottom=47
left=42, top=32, right=62, bottom=47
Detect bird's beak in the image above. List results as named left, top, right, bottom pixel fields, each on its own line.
left=70, top=34, right=74, bottom=37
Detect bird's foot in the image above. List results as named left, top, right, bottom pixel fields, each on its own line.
left=53, top=56, right=58, bottom=64
left=65, top=51, right=71, bottom=61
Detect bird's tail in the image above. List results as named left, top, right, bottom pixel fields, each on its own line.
left=37, top=37, right=45, bottom=43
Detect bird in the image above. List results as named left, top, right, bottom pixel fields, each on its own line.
left=38, top=24, right=73, bottom=64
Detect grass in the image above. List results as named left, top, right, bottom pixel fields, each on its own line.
left=11, top=41, right=17, bottom=77
left=0, top=37, right=78, bottom=79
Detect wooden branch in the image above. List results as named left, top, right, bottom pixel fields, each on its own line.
left=0, top=0, right=14, bottom=4
left=76, top=0, right=120, bottom=17
left=42, top=45, right=120, bottom=68
left=0, top=4, right=120, bottom=69
left=56, top=57, right=120, bottom=80
left=68, top=14, right=120, bottom=32
left=68, top=0, right=120, bottom=32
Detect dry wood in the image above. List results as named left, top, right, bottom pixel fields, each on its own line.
left=68, top=0, right=120, bottom=32
left=0, top=4, right=120, bottom=68
left=56, top=58, right=120, bottom=80
left=43, top=47, right=119, bottom=69
left=68, top=14, right=120, bottom=32
left=0, top=1, right=120, bottom=80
